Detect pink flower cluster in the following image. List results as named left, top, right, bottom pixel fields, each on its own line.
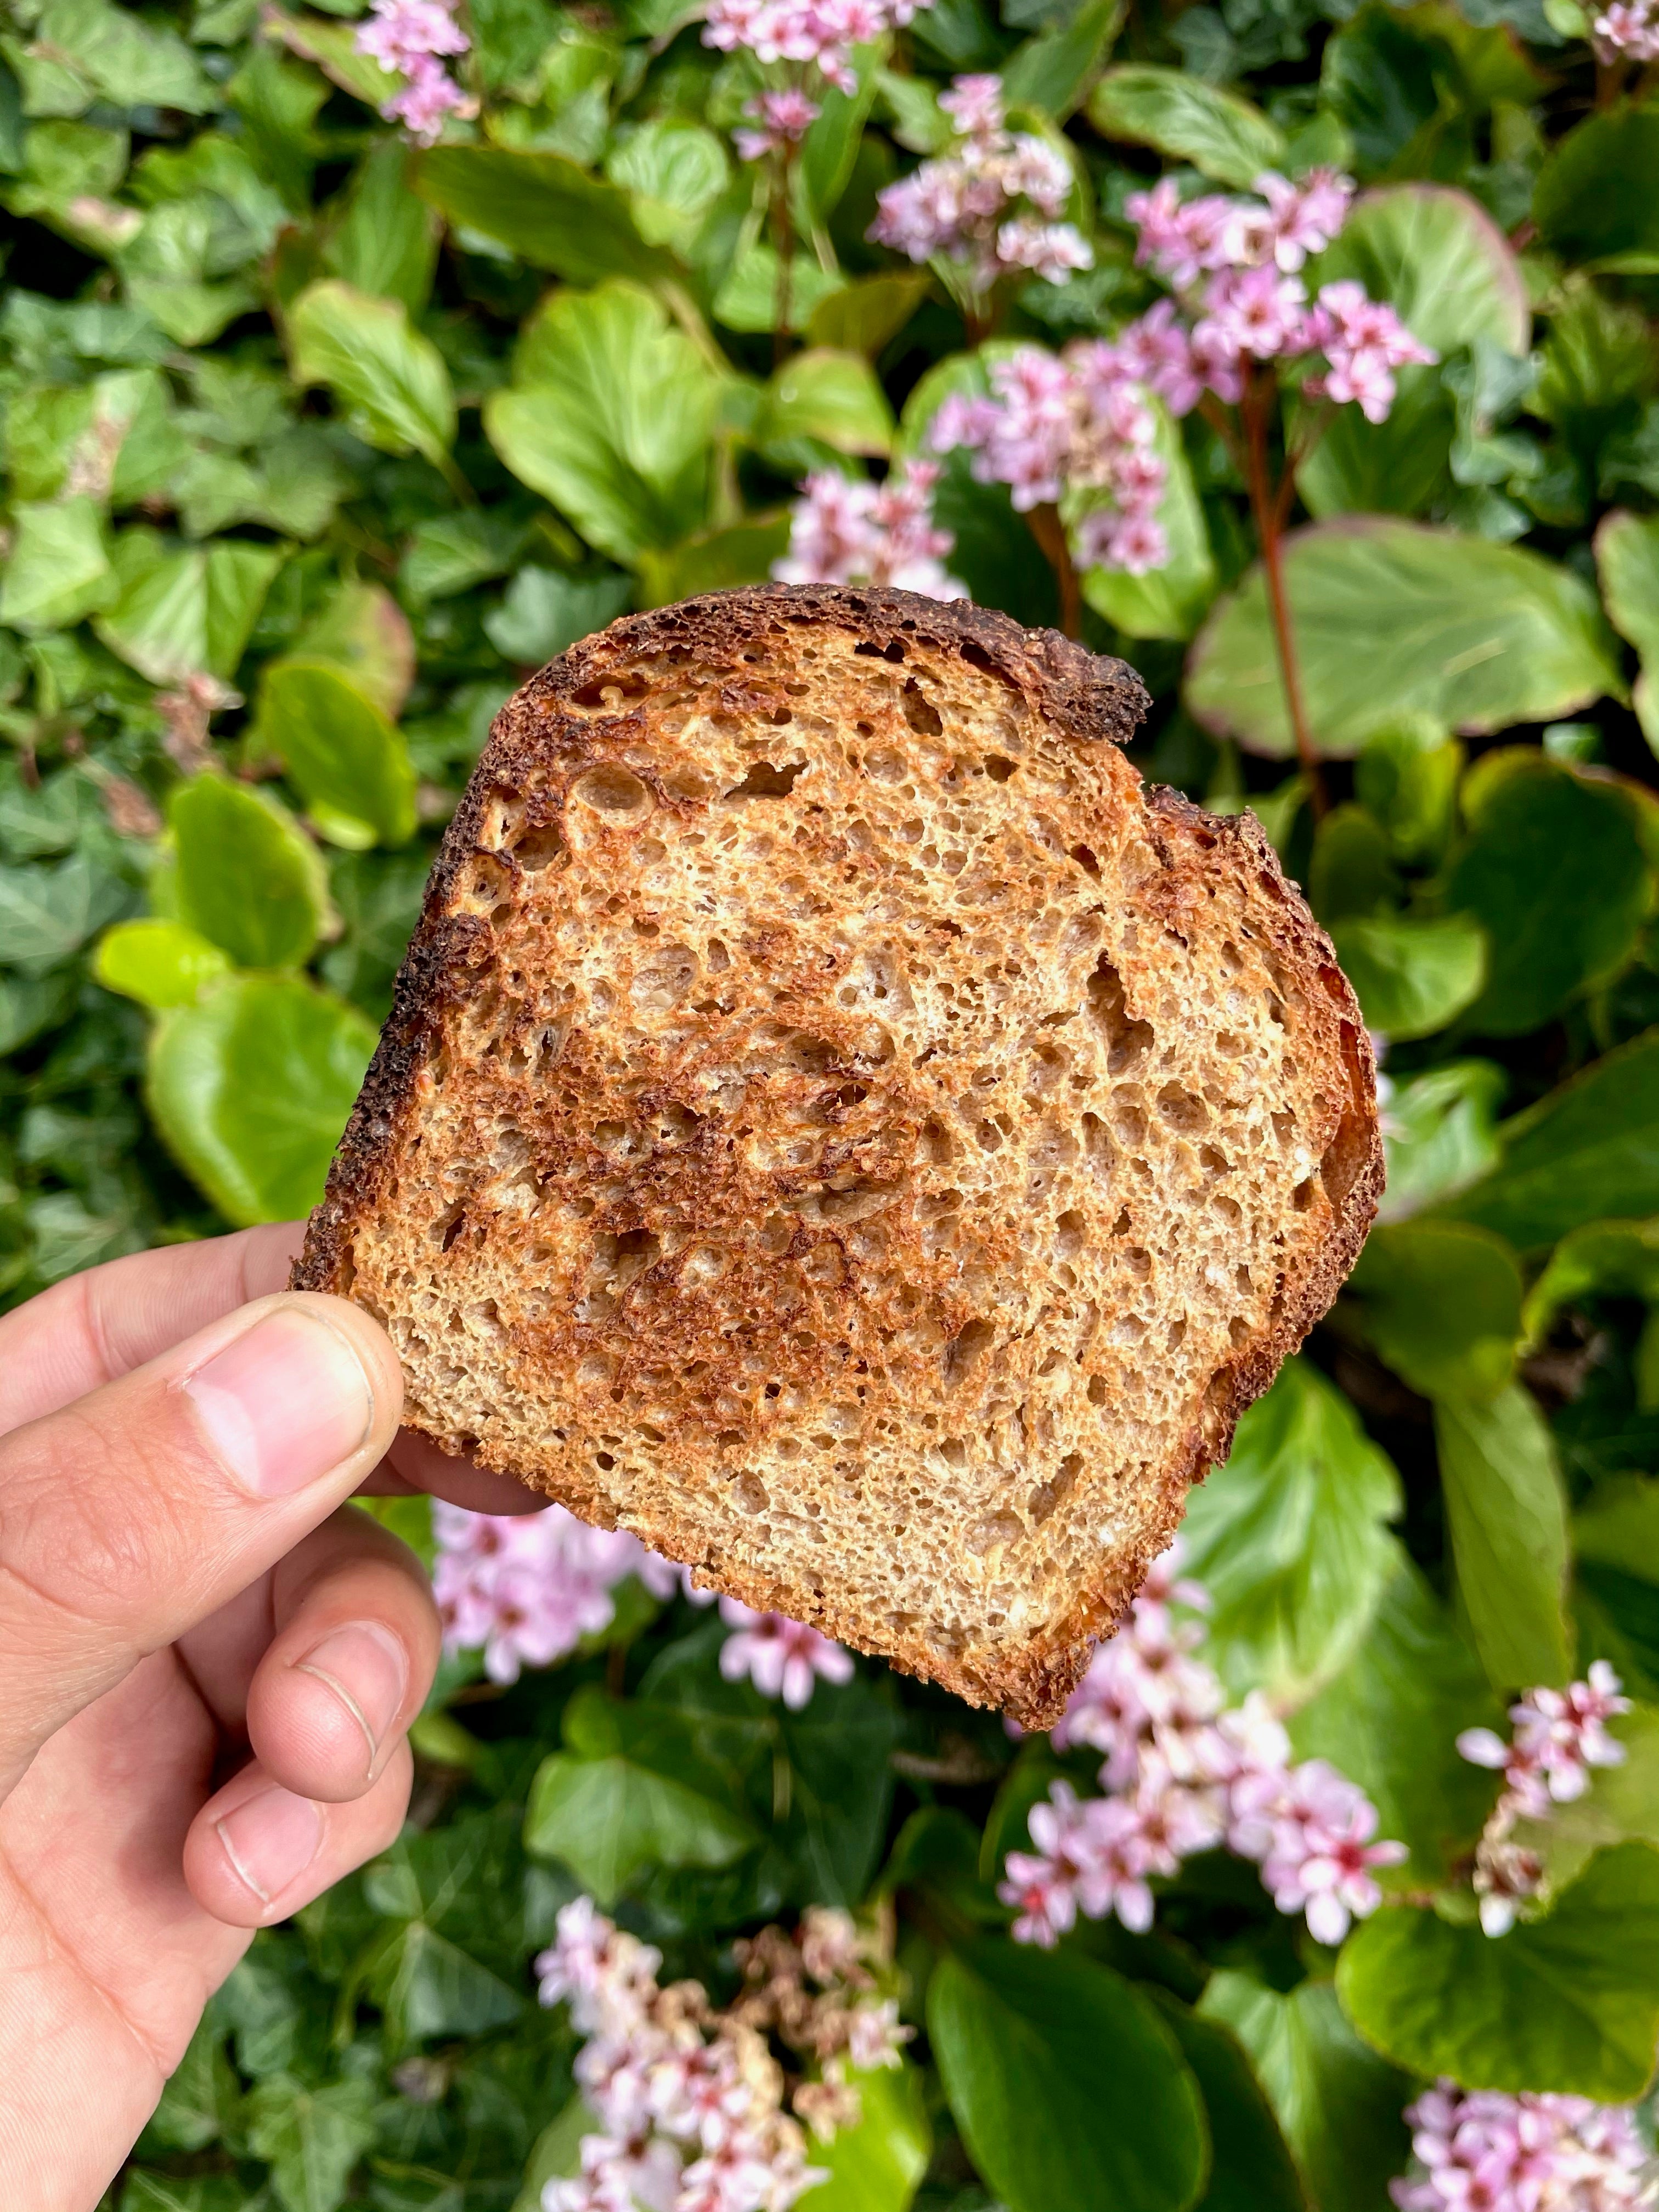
left=1118, top=173, right=1436, bottom=426
left=719, top=1598, right=856, bottom=1708
left=1391, top=2083, right=1655, bottom=2212
left=774, top=460, right=965, bottom=599
left=433, top=1501, right=681, bottom=1685
left=535, top=1898, right=909, bottom=2212
left=930, top=343, right=1169, bottom=573
left=1593, top=0, right=1659, bottom=59
left=735, top=87, right=823, bottom=162
left=1457, top=1662, right=1629, bottom=1937
left=432, top=1505, right=857, bottom=1708
left=868, top=74, right=1092, bottom=298
left=703, top=0, right=930, bottom=100
left=354, top=0, right=473, bottom=142
left=1000, top=1543, right=1406, bottom=1949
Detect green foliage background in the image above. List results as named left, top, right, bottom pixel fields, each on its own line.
left=6, top=0, right=1659, bottom=2199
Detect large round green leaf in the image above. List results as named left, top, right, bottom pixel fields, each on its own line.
left=1337, top=1844, right=1659, bottom=2098
left=1328, top=912, right=1487, bottom=1041
left=169, top=775, right=330, bottom=970
left=257, top=659, right=418, bottom=849
left=147, top=974, right=376, bottom=1226
left=1086, top=65, right=1285, bottom=187
left=927, top=1939, right=1209, bottom=2212
left=1351, top=1219, right=1522, bottom=1402
left=486, top=280, right=720, bottom=563
left=1184, top=518, right=1622, bottom=759
left=1174, top=1358, right=1403, bottom=1703
left=1535, top=103, right=1659, bottom=274
left=1299, top=185, right=1527, bottom=520
left=1435, top=1384, right=1572, bottom=1692
left=1444, top=1027, right=1659, bottom=1251
left=1445, top=749, right=1650, bottom=1035
left=414, top=146, right=681, bottom=286
left=93, top=532, right=283, bottom=686
left=287, top=279, right=456, bottom=469
left=797, top=2064, right=932, bottom=2212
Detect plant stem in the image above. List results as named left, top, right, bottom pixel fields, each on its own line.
left=1028, top=502, right=1083, bottom=640
left=1240, top=369, right=1326, bottom=817
left=773, top=140, right=797, bottom=364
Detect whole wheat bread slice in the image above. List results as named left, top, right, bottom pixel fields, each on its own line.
left=294, top=584, right=1381, bottom=1726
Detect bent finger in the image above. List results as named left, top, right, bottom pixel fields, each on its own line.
left=244, top=1505, right=441, bottom=1802
left=0, top=1290, right=402, bottom=1794
left=366, top=1426, right=548, bottom=1516
left=182, top=1741, right=414, bottom=1929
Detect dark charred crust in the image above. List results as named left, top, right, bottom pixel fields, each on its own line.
left=294, top=585, right=1378, bottom=1730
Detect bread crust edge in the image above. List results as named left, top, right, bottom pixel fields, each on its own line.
left=294, top=584, right=1381, bottom=1728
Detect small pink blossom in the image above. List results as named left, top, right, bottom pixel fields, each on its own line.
left=1390, top=2081, right=1656, bottom=2212
left=1593, top=0, right=1659, bottom=58
left=735, top=85, right=821, bottom=159
left=703, top=0, right=932, bottom=100
left=718, top=1598, right=856, bottom=1708
left=775, top=461, right=964, bottom=599
left=354, top=0, right=472, bottom=142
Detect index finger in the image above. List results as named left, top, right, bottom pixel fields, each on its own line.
left=0, top=1224, right=303, bottom=1437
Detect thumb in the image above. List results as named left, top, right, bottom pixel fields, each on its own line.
left=0, top=1290, right=402, bottom=1798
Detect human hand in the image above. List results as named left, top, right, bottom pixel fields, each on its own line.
left=0, top=1223, right=540, bottom=2209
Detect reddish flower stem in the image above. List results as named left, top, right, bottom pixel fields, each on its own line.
left=1028, top=503, right=1083, bottom=640
left=1240, top=369, right=1327, bottom=818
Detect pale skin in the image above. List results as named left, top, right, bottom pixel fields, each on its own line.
left=0, top=1222, right=546, bottom=2210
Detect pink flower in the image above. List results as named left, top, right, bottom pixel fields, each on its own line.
left=734, top=85, right=821, bottom=159
left=1248, top=168, right=1355, bottom=270
left=355, top=0, right=472, bottom=141
left=1390, top=2082, right=1656, bottom=2212
left=1593, top=0, right=1659, bottom=57
left=1196, top=265, right=1311, bottom=363
left=938, top=71, right=1003, bottom=137
left=433, top=1501, right=680, bottom=1683
left=775, top=461, right=964, bottom=598
left=703, top=0, right=933, bottom=102
left=718, top=1599, right=856, bottom=1708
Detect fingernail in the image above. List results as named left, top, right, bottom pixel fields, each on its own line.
left=184, top=1307, right=375, bottom=1499
left=295, top=1621, right=409, bottom=1774
left=216, top=1785, right=324, bottom=1906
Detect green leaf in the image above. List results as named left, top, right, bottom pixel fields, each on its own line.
left=1350, top=1220, right=1523, bottom=1401
left=93, top=531, right=284, bottom=685
left=244, top=2072, right=377, bottom=2212
left=1595, top=507, right=1659, bottom=752
left=322, top=138, right=439, bottom=314
left=146, top=974, right=375, bottom=1226
left=400, top=506, right=535, bottom=604
left=927, top=1938, right=1209, bottom=2212
left=291, top=579, right=417, bottom=719
left=806, top=272, right=932, bottom=357
left=1524, top=1219, right=1659, bottom=1345
left=754, top=349, right=895, bottom=460
left=1147, top=1994, right=1311, bottom=2212
left=31, top=0, right=218, bottom=113
left=1297, top=186, right=1527, bottom=522
left=486, top=281, right=720, bottom=562
left=512, top=2096, right=596, bottom=2212
left=636, top=514, right=792, bottom=608
left=96, top=917, right=232, bottom=1009
left=713, top=245, right=848, bottom=335
left=1444, top=749, right=1650, bottom=1036
left=1442, top=1028, right=1659, bottom=1249
left=365, top=1916, right=525, bottom=2044
left=1290, top=1556, right=1502, bottom=1891
left=0, top=496, right=116, bottom=631
left=1174, top=1358, right=1403, bottom=1704
left=1198, top=1973, right=1410, bottom=2212
left=0, top=850, right=132, bottom=974
left=287, top=278, right=456, bottom=467
left=1338, top=1844, right=1659, bottom=2097
left=798, top=2063, right=932, bottom=2212
left=415, top=145, right=681, bottom=285
left=1328, top=912, right=1486, bottom=1041
left=523, top=1748, right=755, bottom=1905
left=1000, top=0, right=1124, bottom=119
left=1086, top=66, right=1286, bottom=187
left=1186, top=520, right=1622, bottom=760
left=0, top=968, right=79, bottom=1053
left=256, top=659, right=418, bottom=848
left=798, top=41, right=884, bottom=224
left=1535, top=102, right=1659, bottom=274
left=1436, top=1384, right=1571, bottom=1691
left=486, top=566, right=633, bottom=662
left=1084, top=399, right=1217, bottom=642
left=168, top=776, right=330, bottom=970
left=606, top=119, right=730, bottom=252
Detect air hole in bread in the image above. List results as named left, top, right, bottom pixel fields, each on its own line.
left=572, top=670, right=650, bottom=709
left=901, top=680, right=944, bottom=737
left=985, top=756, right=1015, bottom=782
left=946, top=1316, right=995, bottom=1385
left=727, top=758, right=806, bottom=799
left=570, top=764, right=652, bottom=819
left=1086, top=955, right=1155, bottom=1074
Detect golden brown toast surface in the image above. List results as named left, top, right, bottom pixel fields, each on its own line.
left=295, top=585, right=1381, bottom=1725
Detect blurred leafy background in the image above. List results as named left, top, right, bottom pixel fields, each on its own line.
left=7, top=0, right=1659, bottom=2199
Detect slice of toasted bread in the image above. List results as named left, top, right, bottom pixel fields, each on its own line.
left=294, top=584, right=1381, bottom=1726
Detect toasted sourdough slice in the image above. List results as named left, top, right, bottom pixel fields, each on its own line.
left=295, top=584, right=1381, bottom=1725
